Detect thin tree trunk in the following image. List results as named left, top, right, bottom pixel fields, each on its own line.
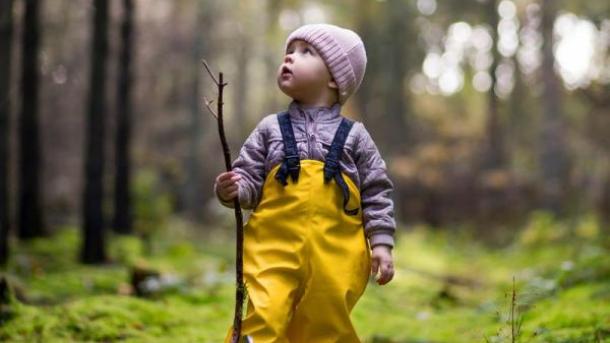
left=356, top=0, right=411, bottom=154
left=508, top=43, right=528, bottom=155
left=81, top=0, right=109, bottom=264
left=601, top=169, right=610, bottom=232
left=264, top=0, right=281, bottom=112
left=18, top=0, right=45, bottom=239
left=579, top=84, right=610, bottom=233
left=113, top=0, right=135, bottom=235
left=484, top=0, right=506, bottom=169
left=539, top=0, right=570, bottom=214
left=383, top=0, right=410, bottom=152
left=0, top=0, right=14, bottom=264
left=183, top=1, right=207, bottom=221
left=354, top=0, right=377, bottom=123
left=233, top=26, right=250, bottom=141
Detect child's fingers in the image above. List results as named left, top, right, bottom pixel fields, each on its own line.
left=370, top=258, right=379, bottom=276
left=225, top=184, right=238, bottom=192
left=218, top=173, right=241, bottom=188
left=221, top=187, right=237, bottom=198
left=377, top=263, right=395, bottom=285
left=216, top=172, right=235, bottom=182
left=215, top=172, right=240, bottom=201
left=216, top=172, right=230, bottom=183
left=218, top=187, right=238, bottom=202
left=226, top=189, right=238, bottom=199
left=221, top=182, right=238, bottom=194
left=217, top=172, right=241, bottom=184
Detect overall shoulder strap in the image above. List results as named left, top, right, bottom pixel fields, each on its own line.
left=275, top=111, right=301, bottom=186
left=324, top=118, right=359, bottom=216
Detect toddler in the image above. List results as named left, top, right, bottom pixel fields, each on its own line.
left=215, top=23, right=396, bottom=342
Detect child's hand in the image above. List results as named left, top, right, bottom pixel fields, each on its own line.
left=215, top=171, right=241, bottom=202
left=371, top=245, right=394, bottom=285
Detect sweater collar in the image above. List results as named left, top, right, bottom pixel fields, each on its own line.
left=287, top=100, right=342, bottom=122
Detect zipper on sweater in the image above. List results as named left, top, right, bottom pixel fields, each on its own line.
left=302, top=108, right=314, bottom=157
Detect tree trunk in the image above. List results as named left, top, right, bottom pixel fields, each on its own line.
left=508, top=40, right=529, bottom=158
left=232, top=24, right=250, bottom=142
left=183, top=1, right=208, bottom=221
left=18, top=0, right=45, bottom=239
left=539, top=0, right=570, bottom=214
left=600, top=170, right=610, bottom=233
left=354, top=0, right=374, bottom=116
left=356, top=0, right=411, bottom=154
left=81, top=0, right=109, bottom=264
left=264, top=0, right=281, bottom=112
left=579, top=84, right=610, bottom=233
left=113, top=0, right=135, bottom=235
left=383, top=0, right=411, bottom=153
left=0, top=0, right=14, bottom=264
left=484, top=0, right=506, bottom=169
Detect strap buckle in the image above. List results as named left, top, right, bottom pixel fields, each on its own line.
left=323, top=160, right=339, bottom=182
left=285, top=154, right=300, bottom=167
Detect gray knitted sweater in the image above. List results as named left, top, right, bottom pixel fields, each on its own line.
left=214, top=101, right=396, bottom=249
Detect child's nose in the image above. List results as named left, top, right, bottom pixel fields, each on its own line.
left=284, top=54, right=293, bottom=63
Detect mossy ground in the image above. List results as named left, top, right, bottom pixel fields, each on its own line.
left=1, top=212, right=609, bottom=342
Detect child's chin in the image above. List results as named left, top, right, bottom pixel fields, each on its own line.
left=277, top=83, right=299, bottom=98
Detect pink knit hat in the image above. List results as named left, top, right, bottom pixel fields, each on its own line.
left=285, top=23, right=367, bottom=104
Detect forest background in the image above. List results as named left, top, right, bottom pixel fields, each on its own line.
left=0, top=0, right=609, bottom=342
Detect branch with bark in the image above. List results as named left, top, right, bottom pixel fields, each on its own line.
left=202, top=59, right=246, bottom=343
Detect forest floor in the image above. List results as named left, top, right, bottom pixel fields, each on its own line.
left=1, top=212, right=609, bottom=342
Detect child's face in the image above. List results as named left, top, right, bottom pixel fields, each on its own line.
left=277, top=39, right=337, bottom=104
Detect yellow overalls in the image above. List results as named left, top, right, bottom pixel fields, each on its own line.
left=224, top=113, right=371, bottom=343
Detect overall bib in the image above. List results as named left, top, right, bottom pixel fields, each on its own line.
left=224, top=112, right=371, bottom=343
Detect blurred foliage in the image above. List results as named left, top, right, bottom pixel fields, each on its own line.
left=132, top=169, right=173, bottom=255
left=6, top=0, right=605, bottom=228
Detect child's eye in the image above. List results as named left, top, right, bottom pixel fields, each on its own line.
left=304, top=47, right=312, bottom=54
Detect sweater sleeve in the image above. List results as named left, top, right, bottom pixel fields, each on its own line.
left=353, top=122, right=396, bottom=249
left=214, top=116, right=270, bottom=210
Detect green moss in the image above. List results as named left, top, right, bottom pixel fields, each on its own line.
left=1, top=214, right=609, bottom=342
left=518, top=282, right=610, bottom=342
left=2, top=292, right=234, bottom=342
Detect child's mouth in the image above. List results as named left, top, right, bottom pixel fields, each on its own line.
left=281, top=66, right=293, bottom=76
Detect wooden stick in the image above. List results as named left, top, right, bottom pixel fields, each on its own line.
left=202, top=59, right=245, bottom=343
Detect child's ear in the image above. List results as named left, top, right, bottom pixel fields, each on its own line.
left=328, top=79, right=338, bottom=89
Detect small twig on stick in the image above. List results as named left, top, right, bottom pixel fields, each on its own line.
left=202, top=59, right=245, bottom=343
left=203, top=96, right=218, bottom=119
left=201, top=59, right=220, bottom=86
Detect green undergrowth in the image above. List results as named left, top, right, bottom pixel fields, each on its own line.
left=1, top=212, right=609, bottom=342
